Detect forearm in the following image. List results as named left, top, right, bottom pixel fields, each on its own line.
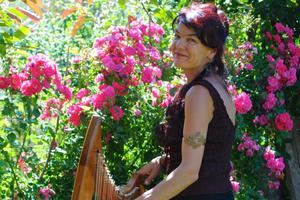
left=136, top=164, right=198, bottom=200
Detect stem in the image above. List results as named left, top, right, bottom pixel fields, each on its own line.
left=65, top=45, right=70, bottom=78
left=140, top=2, right=153, bottom=46
left=39, top=114, right=60, bottom=181
left=4, top=152, right=21, bottom=197
left=15, top=130, right=28, bottom=168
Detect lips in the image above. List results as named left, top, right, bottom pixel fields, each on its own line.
left=174, top=52, right=188, bottom=58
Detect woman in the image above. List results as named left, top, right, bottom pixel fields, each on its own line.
left=135, top=2, right=236, bottom=200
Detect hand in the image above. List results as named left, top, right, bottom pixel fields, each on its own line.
left=136, top=156, right=164, bottom=186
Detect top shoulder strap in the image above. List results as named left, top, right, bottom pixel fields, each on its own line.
left=186, top=79, right=224, bottom=111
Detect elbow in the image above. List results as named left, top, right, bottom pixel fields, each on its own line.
left=189, top=173, right=199, bottom=183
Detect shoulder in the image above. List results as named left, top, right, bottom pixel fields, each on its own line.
left=184, top=84, right=214, bottom=115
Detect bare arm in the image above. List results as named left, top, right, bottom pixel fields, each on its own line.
left=136, top=85, right=214, bottom=200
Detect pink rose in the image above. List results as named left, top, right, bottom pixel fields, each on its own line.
left=95, top=73, right=104, bottom=82
left=266, top=55, right=275, bottom=63
left=141, top=67, right=154, bottom=83
left=275, top=23, right=285, bottom=33
left=71, top=56, right=82, bottom=64
left=0, top=76, right=10, bottom=89
left=273, top=34, right=282, bottom=44
left=68, top=104, right=83, bottom=126
left=266, top=75, right=282, bottom=92
left=266, top=31, right=272, bottom=40
left=39, top=187, right=56, bottom=200
left=76, top=88, right=90, bottom=100
left=10, top=74, right=21, bottom=90
left=275, top=112, right=293, bottom=131
left=231, top=181, right=240, bottom=193
left=134, top=109, right=142, bottom=117
left=253, top=114, right=268, bottom=126
left=262, top=93, right=277, bottom=111
left=245, top=63, right=253, bottom=70
left=128, top=27, right=142, bottom=41
left=283, top=67, right=297, bottom=86
left=275, top=59, right=287, bottom=76
left=263, top=146, right=275, bottom=161
left=284, top=27, right=294, bottom=38
left=42, top=61, right=57, bottom=78
left=234, top=92, right=252, bottom=114
left=109, top=105, right=124, bottom=121
left=151, top=87, right=160, bottom=98
left=268, top=181, right=280, bottom=190
left=149, top=46, right=161, bottom=61
left=21, top=78, right=42, bottom=96
left=123, top=46, right=136, bottom=56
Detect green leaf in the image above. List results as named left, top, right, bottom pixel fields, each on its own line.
left=32, top=106, right=40, bottom=118
left=0, top=10, right=14, bottom=27
left=0, top=136, right=8, bottom=149
left=118, top=0, right=127, bottom=9
left=14, top=25, right=30, bottom=40
left=0, top=43, right=6, bottom=55
left=7, top=133, right=16, bottom=144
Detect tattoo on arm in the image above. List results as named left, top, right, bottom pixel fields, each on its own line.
left=183, top=132, right=206, bottom=149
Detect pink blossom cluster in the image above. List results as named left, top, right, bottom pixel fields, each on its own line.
left=233, top=42, right=258, bottom=73
left=109, top=105, right=124, bottom=121
left=262, top=93, right=277, bottom=110
left=92, top=85, right=116, bottom=110
left=41, top=98, right=63, bottom=120
left=39, top=186, right=56, bottom=200
left=64, top=20, right=166, bottom=125
left=157, top=80, right=177, bottom=108
left=237, top=133, right=260, bottom=157
left=71, top=56, right=82, bottom=64
left=93, top=20, right=164, bottom=84
left=17, top=152, right=32, bottom=175
left=67, top=104, right=84, bottom=126
left=134, top=108, right=142, bottom=117
left=230, top=176, right=240, bottom=193
left=227, top=84, right=237, bottom=96
left=68, top=92, right=93, bottom=126
left=265, top=23, right=299, bottom=93
left=233, top=91, right=252, bottom=114
left=263, top=146, right=285, bottom=190
left=0, top=54, right=72, bottom=101
left=274, top=112, right=293, bottom=132
left=253, top=114, right=268, bottom=126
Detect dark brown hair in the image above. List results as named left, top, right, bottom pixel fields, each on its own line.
left=172, top=2, right=229, bottom=78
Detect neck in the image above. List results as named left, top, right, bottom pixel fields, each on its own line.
left=184, top=68, right=206, bottom=84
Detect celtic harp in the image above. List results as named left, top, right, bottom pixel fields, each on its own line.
left=72, top=115, right=145, bottom=200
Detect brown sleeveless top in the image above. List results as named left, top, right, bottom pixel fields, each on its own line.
left=157, top=74, right=236, bottom=197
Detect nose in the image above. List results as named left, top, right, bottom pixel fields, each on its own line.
left=174, top=38, right=185, bottom=50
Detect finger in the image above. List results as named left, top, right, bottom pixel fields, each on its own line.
left=144, top=173, right=156, bottom=185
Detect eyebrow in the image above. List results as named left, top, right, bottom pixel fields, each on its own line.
left=175, top=30, right=198, bottom=37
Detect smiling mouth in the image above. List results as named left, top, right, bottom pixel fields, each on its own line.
left=174, top=52, right=188, bottom=58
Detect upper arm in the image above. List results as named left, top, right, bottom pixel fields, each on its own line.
left=180, top=85, right=214, bottom=177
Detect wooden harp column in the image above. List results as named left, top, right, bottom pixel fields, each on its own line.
left=72, top=115, right=145, bottom=200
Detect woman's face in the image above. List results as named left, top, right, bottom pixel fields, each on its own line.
left=170, top=23, right=215, bottom=72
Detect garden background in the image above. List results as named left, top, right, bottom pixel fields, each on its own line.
left=0, top=0, right=299, bottom=199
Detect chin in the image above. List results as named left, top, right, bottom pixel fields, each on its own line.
left=173, top=61, right=187, bottom=69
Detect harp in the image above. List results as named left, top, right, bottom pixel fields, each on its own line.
left=72, top=115, right=145, bottom=200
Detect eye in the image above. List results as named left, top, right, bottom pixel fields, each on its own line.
left=187, top=38, right=197, bottom=43
left=174, top=34, right=180, bottom=40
